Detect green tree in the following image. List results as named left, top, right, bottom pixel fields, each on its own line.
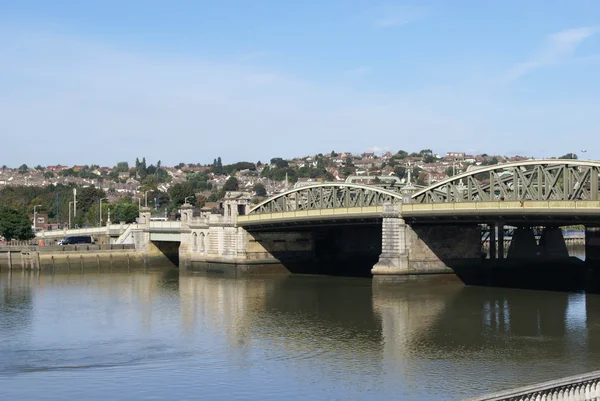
left=113, top=202, right=139, bottom=224
left=115, top=161, right=129, bottom=173
left=223, top=177, right=239, bottom=191
left=141, top=175, right=158, bottom=192
left=394, top=166, right=406, bottom=179
left=43, top=171, right=55, bottom=179
left=559, top=153, right=578, bottom=160
left=253, top=182, right=267, bottom=197
left=169, top=182, right=196, bottom=207
left=0, top=206, right=34, bottom=240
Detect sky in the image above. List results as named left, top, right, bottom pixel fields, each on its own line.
left=1, top=0, right=600, bottom=167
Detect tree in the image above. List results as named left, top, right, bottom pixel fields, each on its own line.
left=396, top=150, right=408, bottom=159
left=113, top=202, right=139, bottom=224
left=141, top=175, right=158, bottom=192
left=0, top=206, right=34, bottom=240
left=43, top=171, right=55, bottom=179
left=168, top=182, right=195, bottom=207
left=559, top=153, right=578, bottom=160
left=331, top=151, right=338, bottom=157
left=270, top=158, right=289, bottom=168
left=253, top=182, right=267, bottom=197
left=394, top=166, right=406, bottom=179
left=223, top=177, right=239, bottom=191
left=115, top=161, right=129, bottom=173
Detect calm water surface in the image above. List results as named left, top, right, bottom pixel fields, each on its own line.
left=1, top=267, right=600, bottom=400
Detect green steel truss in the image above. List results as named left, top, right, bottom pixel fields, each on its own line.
left=411, top=159, right=600, bottom=203
left=248, top=160, right=600, bottom=215
left=248, top=183, right=402, bottom=215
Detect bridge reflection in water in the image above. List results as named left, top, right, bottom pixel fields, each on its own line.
left=2, top=269, right=600, bottom=399
left=177, top=272, right=600, bottom=399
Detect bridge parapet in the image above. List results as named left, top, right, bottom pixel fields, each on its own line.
left=466, top=370, right=600, bottom=400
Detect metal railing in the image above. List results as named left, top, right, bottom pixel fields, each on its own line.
left=465, top=370, right=600, bottom=400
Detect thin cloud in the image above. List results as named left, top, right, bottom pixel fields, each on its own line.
left=345, top=66, right=371, bottom=79
left=373, top=5, right=428, bottom=28
left=505, top=26, right=600, bottom=82
left=238, top=51, right=267, bottom=63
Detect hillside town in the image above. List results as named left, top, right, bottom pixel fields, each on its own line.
left=0, top=149, right=571, bottom=232
left=0, top=150, right=534, bottom=198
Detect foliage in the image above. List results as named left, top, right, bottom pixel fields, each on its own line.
left=212, top=157, right=224, bottom=174
left=187, top=172, right=213, bottom=191
left=253, top=182, right=267, bottom=197
left=394, top=166, right=406, bottom=179
left=223, top=177, right=239, bottom=191
left=261, top=165, right=298, bottom=183
left=114, top=162, right=129, bottom=173
left=559, top=153, right=578, bottom=160
left=270, top=158, right=289, bottom=169
left=0, top=184, right=105, bottom=228
left=0, top=206, right=34, bottom=240
left=168, top=182, right=196, bottom=207
left=222, top=162, right=256, bottom=175
left=111, top=199, right=139, bottom=224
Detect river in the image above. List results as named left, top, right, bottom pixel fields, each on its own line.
left=1, top=267, right=599, bottom=400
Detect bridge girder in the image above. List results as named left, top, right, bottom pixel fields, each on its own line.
left=248, top=183, right=402, bottom=215
left=411, top=159, right=600, bottom=204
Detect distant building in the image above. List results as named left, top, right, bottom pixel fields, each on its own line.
left=29, top=213, right=48, bottom=231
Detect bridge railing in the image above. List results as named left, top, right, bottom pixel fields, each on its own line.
left=149, top=221, right=181, bottom=230
left=403, top=200, right=600, bottom=213
left=465, top=370, right=600, bottom=400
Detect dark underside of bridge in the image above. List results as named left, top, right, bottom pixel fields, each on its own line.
left=244, top=217, right=600, bottom=293
left=245, top=219, right=382, bottom=277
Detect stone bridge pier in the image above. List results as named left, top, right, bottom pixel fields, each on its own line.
left=372, top=203, right=482, bottom=278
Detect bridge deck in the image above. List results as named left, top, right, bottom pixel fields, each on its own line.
left=240, top=200, right=600, bottom=227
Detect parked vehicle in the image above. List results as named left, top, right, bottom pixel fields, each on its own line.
left=58, top=236, right=95, bottom=245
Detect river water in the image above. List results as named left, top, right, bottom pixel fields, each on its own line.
left=1, top=268, right=600, bottom=400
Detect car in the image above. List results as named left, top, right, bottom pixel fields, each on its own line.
left=58, top=236, right=95, bottom=245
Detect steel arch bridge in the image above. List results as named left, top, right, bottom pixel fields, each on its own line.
left=411, top=159, right=600, bottom=203
left=237, top=160, right=600, bottom=227
left=249, top=182, right=402, bottom=214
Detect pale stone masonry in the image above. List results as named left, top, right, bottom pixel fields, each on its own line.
left=371, top=203, right=409, bottom=275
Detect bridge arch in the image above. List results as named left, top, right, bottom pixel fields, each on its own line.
left=411, top=159, right=600, bottom=204
left=248, top=183, right=403, bottom=215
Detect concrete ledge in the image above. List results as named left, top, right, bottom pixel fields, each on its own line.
left=465, top=369, right=600, bottom=400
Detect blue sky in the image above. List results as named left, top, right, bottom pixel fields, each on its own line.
left=1, top=1, right=600, bottom=167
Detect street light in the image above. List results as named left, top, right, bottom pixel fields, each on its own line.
left=33, top=204, right=42, bottom=232
left=184, top=196, right=192, bottom=205
left=68, top=201, right=74, bottom=229
left=99, top=198, right=108, bottom=226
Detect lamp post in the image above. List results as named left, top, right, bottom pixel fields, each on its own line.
left=33, top=204, right=42, bottom=232
left=68, top=201, right=74, bottom=229
left=99, top=198, right=108, bottom=226
left=184, top=196, right=192, bottom=205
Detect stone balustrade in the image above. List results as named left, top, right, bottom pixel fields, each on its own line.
left=465, top=370, right=600, bottom=401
